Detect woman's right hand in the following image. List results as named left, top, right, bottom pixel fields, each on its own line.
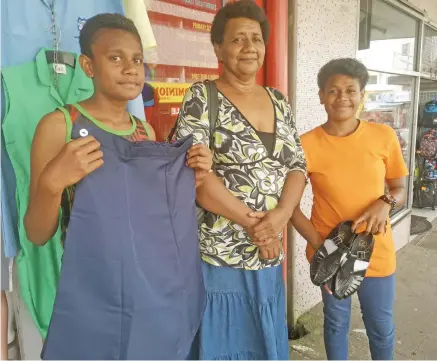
left=41, top=136, right=104, bottom=194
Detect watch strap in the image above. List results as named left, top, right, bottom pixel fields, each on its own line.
left=379, top=194, right=397, bottom=214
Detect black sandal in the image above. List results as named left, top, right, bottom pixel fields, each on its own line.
left=310, top=221, right=356, bottom=286
left=330, top=232, right=374, bottom=300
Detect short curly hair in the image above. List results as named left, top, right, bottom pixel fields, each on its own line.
left=210, top=0, right=270, bottom=45
left=79, top=13, right=142, bottom=58
left=317, top=58, right=369, bottom=90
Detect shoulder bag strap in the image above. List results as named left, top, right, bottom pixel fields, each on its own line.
left=204, top=80, right=219, bottom=149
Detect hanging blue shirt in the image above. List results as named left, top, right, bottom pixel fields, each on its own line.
left=1, top=0, right=146, bottom=258
left=1, top=85, right=19, bottom=258
left=0, top=133, right=19, bottom=258
left=1, top=0, right=145, bottom=120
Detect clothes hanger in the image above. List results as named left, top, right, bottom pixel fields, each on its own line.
left=45, top=0, right=76, bottom=88
left=45, top=50, right=76, bottom=68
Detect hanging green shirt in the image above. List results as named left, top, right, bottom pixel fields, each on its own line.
left=1, top=48, right=94, bottom=337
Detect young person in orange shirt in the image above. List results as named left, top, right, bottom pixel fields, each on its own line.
left=291, top=58, right=408, bottom=360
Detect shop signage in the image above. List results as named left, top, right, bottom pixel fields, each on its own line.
left=149, top=82, right=191, bottom=103
left=150, top=65, right=219, bottom=84
left=188, top=72, right=218, bottom=81
left=158, top=0, right=221, bottom=13
left=185, top=67, right=219, bottom=81
left=149, top=11, right=212, bottom=33
left=183, top=19, right=212, bottom=33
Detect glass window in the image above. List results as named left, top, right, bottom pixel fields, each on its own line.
left=421, top=26, right=437, bottom=79
left=413, top=80, right=437, bottom=209
left=358, top=0, right=419, bottom=72
left=359, top=72, right=415, bottom=214
left=142, top=0, right=222, bottom=141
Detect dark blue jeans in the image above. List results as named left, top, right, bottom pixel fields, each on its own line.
left=322, top=274, right=396, bottom=360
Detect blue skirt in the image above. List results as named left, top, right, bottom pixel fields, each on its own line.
left=191, top=261, right=289, bottom=360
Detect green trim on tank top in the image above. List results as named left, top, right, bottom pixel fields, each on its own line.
left=139, top=120, right=152, bottom=139
left=57, top=106, right=74, bottom=143
left=73, top=103, right=137, bottom=136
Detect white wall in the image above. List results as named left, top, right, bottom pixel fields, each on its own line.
left=290, top=0, right=360, bottom=319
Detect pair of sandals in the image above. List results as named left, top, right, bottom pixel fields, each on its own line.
left=310, top=221, right=374, bottom=300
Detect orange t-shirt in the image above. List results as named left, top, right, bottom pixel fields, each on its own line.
left=301, top=121, right=409, bottom=277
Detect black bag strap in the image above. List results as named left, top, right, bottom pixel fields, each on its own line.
left=167, top=80, right=218, bottom=149
left=204, top=80, right=219, bottom=149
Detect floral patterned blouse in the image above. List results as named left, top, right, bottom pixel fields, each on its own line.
left=175, top=82, right=307, bottom=270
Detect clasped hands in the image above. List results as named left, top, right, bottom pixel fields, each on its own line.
left=245, top=207, right=290, bottom=260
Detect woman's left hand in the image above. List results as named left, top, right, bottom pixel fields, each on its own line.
left=352, top=199, right=391, bottom=235
left=259, top=238, right=282, bottom=260
left=186, top=144, right=213, bottom=187
left=247, top=208, right=290, bottom=246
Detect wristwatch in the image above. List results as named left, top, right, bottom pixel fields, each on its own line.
left=379, top=194, right=397, bottom=214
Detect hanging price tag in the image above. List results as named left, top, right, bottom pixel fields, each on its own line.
left=53, top=63, right=67, bottom=74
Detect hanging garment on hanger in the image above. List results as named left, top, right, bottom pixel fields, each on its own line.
left=41, top=108, right=204, bottom=360
left=1, top=80, right=20, bottom=260
left=0, top=0, right=145, bottom=119
left=1, top=48, right=94, bottom=338
left=1, top=140, right=16, bottom=292
left=0, top=124, right=19, bottom=259
left=123, top=0, right=157, bottom=56
left=0, top=0, right=146, bottom=284
left=1, top=236, right=12, bottom=292
left=1, top=0, right=124, bottom=68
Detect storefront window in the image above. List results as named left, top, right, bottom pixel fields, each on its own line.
left=421, top=26, right=437, bottom=79
left=359, top=72, right=414, bottom=215
left=358, top=0, right=419, bottom=73
left=358, top=0, right=422, bottom=218
left=142, top=0, right=222, bottom=141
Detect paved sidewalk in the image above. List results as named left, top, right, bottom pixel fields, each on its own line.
left=288, top=220, right=437, bottom=360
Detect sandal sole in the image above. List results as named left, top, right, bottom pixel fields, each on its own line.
left=310, top=221, right=355, bottom=286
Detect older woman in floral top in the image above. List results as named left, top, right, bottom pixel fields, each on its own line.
left=175, top=1, right=307, bottom=359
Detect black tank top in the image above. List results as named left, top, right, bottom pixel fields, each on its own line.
left=256, top=130, right=275, bottom=157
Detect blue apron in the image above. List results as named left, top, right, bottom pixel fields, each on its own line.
left=42, top=114, right=205, bottom=360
